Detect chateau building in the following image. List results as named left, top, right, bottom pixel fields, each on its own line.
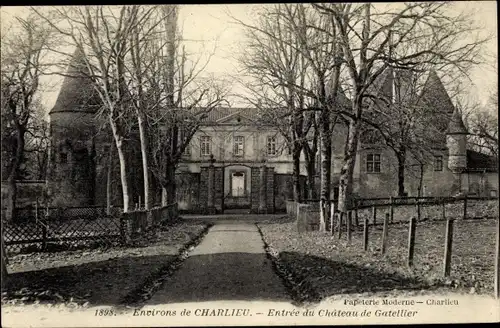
left=47, top=52, right=498, bottom=213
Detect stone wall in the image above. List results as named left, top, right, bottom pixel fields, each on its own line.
left=214, top=167, right=224, bottom=212
left=176, top=172, right=201, bottom=212
left=48, top=112, right=96, bottom=207
left=199, top=167, right=208, bottom=213
left=250, top=167, right=260, bottom=213
left=266, top=167, right=275, bottom=213
left=273, top=173, right=308, bottom=212
left=1, top=181, right=46, bottom=207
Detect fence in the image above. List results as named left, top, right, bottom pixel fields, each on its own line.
left=2, top=203, right=179, bottom=254
left=120, top=203, right=179, bottom=243
left=286, top=196, right=500, bottom=299
left=3, top=213, right=122, bottom=254
left=287, top=196, right=498, bottom=227
left=354, top=196, right=498, bottom=224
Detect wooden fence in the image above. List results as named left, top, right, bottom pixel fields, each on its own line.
left=286, top=196, right=499, bottom=299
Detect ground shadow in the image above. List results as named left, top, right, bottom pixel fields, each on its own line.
left=146, top=252, right=291, bottom=305
left=278, top=251, right=436, bottom=302
left=3, top=249, right=436, bottom=307
left=2, top=254, right=176, bottom=306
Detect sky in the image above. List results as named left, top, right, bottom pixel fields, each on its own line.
left=1, top=2, right=497, bottom=114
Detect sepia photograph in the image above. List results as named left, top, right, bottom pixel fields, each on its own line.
left=1, top=2, right=498, bottom=327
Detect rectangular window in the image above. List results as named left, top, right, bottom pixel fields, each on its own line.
left=267, top=136, right=277, bottom=156
left=434, top=155, right=443, bottom=171
left=200, top=136, right=211, bottom=156
left=233, top=136, right=245, bottom=157
left=60, top=152, right=68, bottom=164
left=367, top=153, right=381, bottom=173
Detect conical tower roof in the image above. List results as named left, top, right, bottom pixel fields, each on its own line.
left=447, top=109, right=468, bottom=135
left=416, top=70, right=455, bottom=114
left=50, top=48, right=100, bottom=114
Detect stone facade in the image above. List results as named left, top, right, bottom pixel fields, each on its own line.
left=47, top=55, right=498, bottom=212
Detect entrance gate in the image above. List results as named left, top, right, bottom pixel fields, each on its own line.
left=200, top=158, right=274, bottom=214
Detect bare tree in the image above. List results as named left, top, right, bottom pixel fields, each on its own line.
left=285, top=3, right=345, bottom=231
left=0, top=9, right=55, bottom=280
left=466, top=88, right=498, bottom=158
left=313, top=2, right=488, bottom=212
left=126, top=6, right=178, bottom=210
left=35, top=6, right=165, bottom=212
left=24, top=102, right=50, bottom=180
left=145, top=5, right=228, bottom=205
left=1, top=10, right=53, bottom=217
left=232, top=4, right=315, bottom=202
left=235, top=4, right=350, bottom=230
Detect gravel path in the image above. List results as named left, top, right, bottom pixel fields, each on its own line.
left=147, top=222, right=290, bottom=304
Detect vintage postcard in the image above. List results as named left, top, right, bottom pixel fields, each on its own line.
left=1, top=2, right=499, bottom=327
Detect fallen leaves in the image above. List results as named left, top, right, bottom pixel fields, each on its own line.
left=258, top=218, right=496, bottom=303
left=2, top=222, right=209, bottom=307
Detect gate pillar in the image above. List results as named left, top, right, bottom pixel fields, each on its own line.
left=258, top=164, right=268, bottom=214
left=207, top=155, right=216, bottom=214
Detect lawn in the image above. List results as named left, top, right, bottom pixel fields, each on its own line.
left=2, top=221, right=209, bottom=308
left=258, top=218, right=497, bottom=303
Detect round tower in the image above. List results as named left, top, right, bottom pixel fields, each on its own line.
left=446, top=109, right=468, bottom=173
left=47, top=48, right=101, bottom=207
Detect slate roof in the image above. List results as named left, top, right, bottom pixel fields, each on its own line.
left=416, top=70, right=455, bottom=114
left=466, top=149, right=498, bottom=172
left=447, top=109, right=468, bottom=134
left=201, top=107, right=260, bottom=123
left=50, top=48, right=101, bottom=115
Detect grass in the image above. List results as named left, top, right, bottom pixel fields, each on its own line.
left=258, top=217, right=497, bottom=302
left=2, top=221, right=208, bottom=308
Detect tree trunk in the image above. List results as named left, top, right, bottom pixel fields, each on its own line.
left=338, top=118, right=360, bottom=213
left=106, top=143, right=113, bottom=215
left=1, top=225, right=7, bottom=285
left=397, top=149, right=406, bottom=196
left=137, top=111, right=151, bottom=210
left=161, top=187, right=167, bottom=206
left=115, top=142, right=130, bottom=213
left=292, top=146, right=302, bottom=202
left=3, top=125, right=25, bottom=281
left=163, top=163, right=177, bottom=206
left=417, top=163, right=424, bottom=197
left=319, top=115, right=332, bottom=232
left=6, top=179, right=16, bottom=223
left=6, top=128, right=25, bottom=221
left=306, top=158, right=316, bottom=200
left=303, top=144, right=316, bottom=200
left=109, top=118, right=130, bottom=213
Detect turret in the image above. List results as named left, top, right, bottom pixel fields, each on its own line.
left=446, top=109, right=468, bottom=172
left=47, top=48, right=101, bottom=206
